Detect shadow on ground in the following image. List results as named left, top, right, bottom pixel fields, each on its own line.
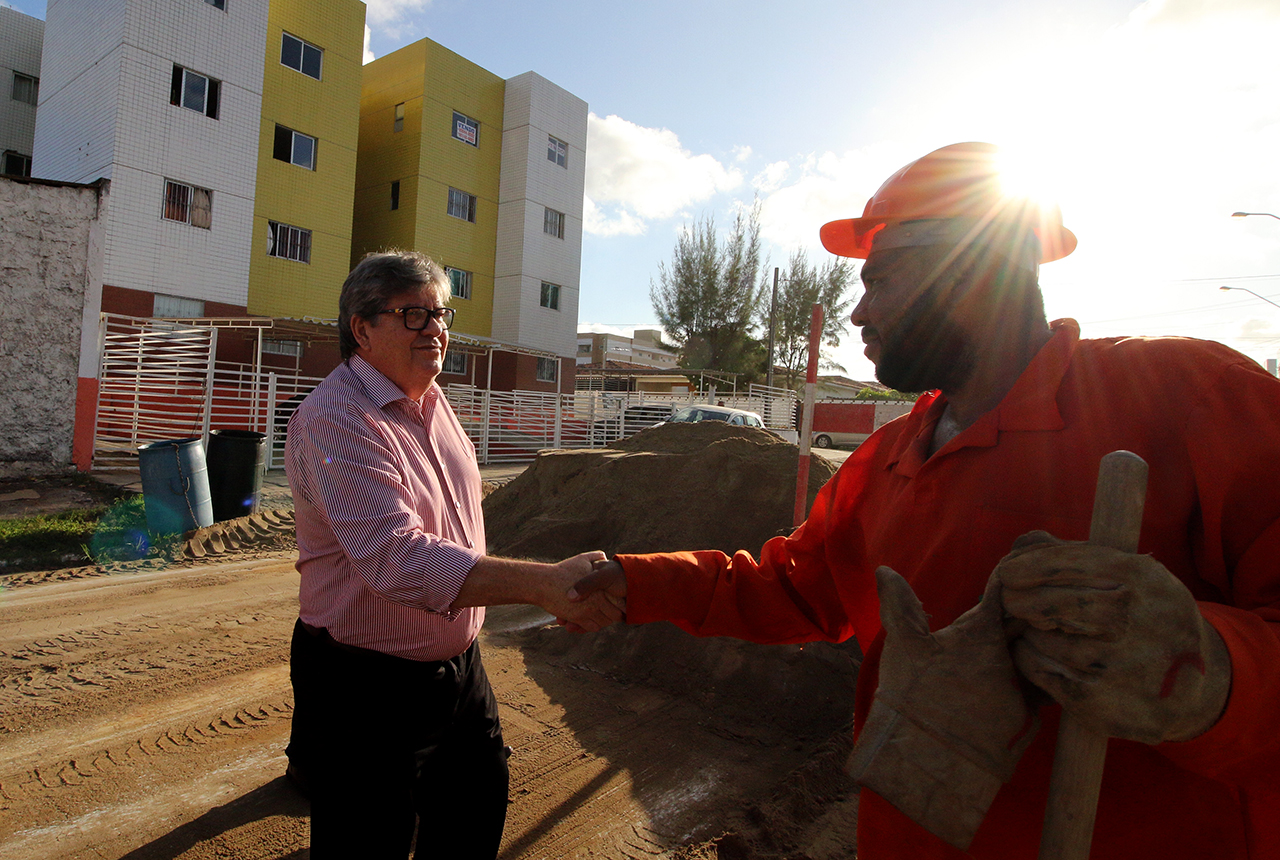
left=118, top=777, right=310, bottom=860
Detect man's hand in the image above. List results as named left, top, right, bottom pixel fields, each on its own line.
left=847, top=567, right=1039, bottom=849
left=453, top=552, right=623, bottom=633
left=995, top=531, right=1232, bottom=744
left=562, top=559, right=627, bottom=634
left=540, top=552, right=625, bottom=634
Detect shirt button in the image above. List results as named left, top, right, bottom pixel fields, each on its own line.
left=467, top=540, right=474, bottom=548
left=455, top=501, right=462, bottom=509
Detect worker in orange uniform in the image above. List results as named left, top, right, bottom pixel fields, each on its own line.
left=572, top=142, right=1280, bottom=858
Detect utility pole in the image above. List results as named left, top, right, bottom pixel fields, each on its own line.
left=766, top=267, right=778, bottom=389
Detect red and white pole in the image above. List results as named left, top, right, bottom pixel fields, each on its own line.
left=794, top=303, right=823, bottom=526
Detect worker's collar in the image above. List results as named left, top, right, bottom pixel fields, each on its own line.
left=886, top=319, right=1078, bottom=475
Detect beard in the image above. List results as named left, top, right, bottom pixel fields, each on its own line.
left=872, top=291, right=977, bottom=394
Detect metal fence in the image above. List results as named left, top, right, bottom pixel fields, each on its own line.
left=92, top=314, right=801, bottom=469
left=445, top=386, right=799, bottom=464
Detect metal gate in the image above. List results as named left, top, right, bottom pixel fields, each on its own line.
left=93, top=314, right=218, bottom=471
left=92, top=314, right=324, bottom=472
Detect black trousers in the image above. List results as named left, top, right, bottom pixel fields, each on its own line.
left=288, top=619, right=509, bottom=859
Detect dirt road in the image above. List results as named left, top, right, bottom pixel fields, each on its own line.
left=0, top=549, right=861, bottom=859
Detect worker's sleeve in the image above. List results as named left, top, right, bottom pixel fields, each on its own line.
left=617, top=462, right=866, bottom=645
left=1156, top=361, right=1280, bottom=787
left=291, top=405, right=482, bottom=615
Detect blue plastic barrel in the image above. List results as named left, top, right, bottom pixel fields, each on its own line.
left=137, top=438, right=215, bottom=535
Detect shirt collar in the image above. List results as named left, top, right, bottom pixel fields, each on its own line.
left=884, top=318, right=1080, bottom=473
left=346, top=355, right=440, bottom=411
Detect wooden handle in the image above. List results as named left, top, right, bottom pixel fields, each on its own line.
left=1039, top=451, right=1148, bottom=860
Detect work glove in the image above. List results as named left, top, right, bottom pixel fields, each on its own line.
left=995, top=531, right=1232, bottom=745
left=847, top=566, right=1039, bottom=850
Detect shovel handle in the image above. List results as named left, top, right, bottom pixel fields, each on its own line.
left=1039, top=450, right=1148, bottom=860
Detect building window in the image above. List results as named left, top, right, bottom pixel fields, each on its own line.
left=2, top=151, right=32, bottom=177
left=11, top=72, right=38, bottom=106
left=540, top=281, right=561, bottom=311
left=447, top=267, right=472, bottom=300
left=447, top=188, right=476, bottom=223
left=203, top=0, right=226, bottom=10
left=452, top=111, right=478, bottom=146
left=547, top=135, right=567, bottom=168
left=442, top=351, right=467, bottom=375
left=268, top=221, right=312, bottom=263
left=543, top=207, right=565, bottom=239
left=154, top=294, right=205, bottom=318
left=163, top=180, right=212, bottom=228
left=263, top=339, right=302, bottom=357
left=390, top=180, right=400, bottom=210
left=273, top=124, right=316, bottom=170
left=281, top=33, right=323, bottom=80
left=536, top=357, right=558, bottom=383
left=170, top=66, right=220, bottom=119
left=393, top=102, right=405, bottom=132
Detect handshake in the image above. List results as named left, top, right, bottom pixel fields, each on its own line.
left=545, top=554, right=628, bottom=634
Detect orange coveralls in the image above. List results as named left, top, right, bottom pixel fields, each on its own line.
left=618, top=319, right=1280, bottom=859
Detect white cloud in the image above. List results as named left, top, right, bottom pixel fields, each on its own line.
left=753, top=145, right=908, bottom=253
left=364, top=0, right=432, bottom=26
left=751, top=160, right=791, bottom=193
left=584, top=112, right=744, bottom=236
left=363, top=25, right=375, bottom=64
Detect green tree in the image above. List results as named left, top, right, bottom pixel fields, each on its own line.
left=767, top=249, right=857, bottom=389
left=650, top=202, right=767, bottom=384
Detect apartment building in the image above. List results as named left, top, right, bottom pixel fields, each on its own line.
left=21, top=1, right=589, bottom=469
left=246, top=0, right=363, bottom=321
left=33, top=0, right=269, bottom=317
left=354, top=41, right=587, bottom=392
left=577, top=329, right=678, bottom=369
left=0, top=6, right=43, bottom=177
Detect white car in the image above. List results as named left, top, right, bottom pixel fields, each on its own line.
left=658, top=404, right=767, bottom=429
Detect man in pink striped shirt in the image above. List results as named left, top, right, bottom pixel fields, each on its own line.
left=285, top=251, right=620, bottom=859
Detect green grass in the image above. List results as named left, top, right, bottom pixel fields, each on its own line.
left=0, top=496, right=164, bottom=574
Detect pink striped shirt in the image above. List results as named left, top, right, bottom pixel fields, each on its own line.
left=285, top=355, right=485, bottom=661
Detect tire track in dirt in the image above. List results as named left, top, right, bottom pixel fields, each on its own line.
left=0, top=559, right=303, bottom=859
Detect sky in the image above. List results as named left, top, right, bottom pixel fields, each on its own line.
left=7, top=0, right=1280, bottom=383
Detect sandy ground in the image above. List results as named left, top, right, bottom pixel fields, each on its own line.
left=0, top=448, right=860, bottom=860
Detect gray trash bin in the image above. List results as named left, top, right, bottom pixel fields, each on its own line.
left=206, top=429, right=268, bottom=522
left=138, top=438, right=214, bottom=535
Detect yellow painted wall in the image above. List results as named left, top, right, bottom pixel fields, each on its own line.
left=354, top=38, right=503, bottom=339
left=247, top=0, right=364, bottom=321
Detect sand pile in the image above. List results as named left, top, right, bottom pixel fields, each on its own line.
left=485, top=423, right=861, bottom=858
left=484, top=421, right=839, bottom=561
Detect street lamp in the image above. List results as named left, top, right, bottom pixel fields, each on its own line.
left=1220, top=285, right=1280, bottom=310
left=1232, top=211, right=1280, bottom=221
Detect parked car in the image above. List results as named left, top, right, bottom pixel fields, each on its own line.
left=591, top=403, right=677, bottom=443
left=657, top=404, right=766, bottom=430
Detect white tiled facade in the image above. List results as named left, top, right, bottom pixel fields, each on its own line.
left=494, top=71, right=587, bottom=360
left=32, top=0, right=267, bottom=307
left=0, top=6, right=43, bottom=171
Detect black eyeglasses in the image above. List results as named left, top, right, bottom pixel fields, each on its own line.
left=375, top=306, right=455, bottom=331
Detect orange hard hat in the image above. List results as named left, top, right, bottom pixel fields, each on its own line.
left=819, top=142, right=1076, bottom=264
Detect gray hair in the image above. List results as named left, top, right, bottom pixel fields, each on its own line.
left=338, top=250, right=449, bottom=359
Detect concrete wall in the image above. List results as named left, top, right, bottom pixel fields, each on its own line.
left=0, top=175, right=106, bottom=477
